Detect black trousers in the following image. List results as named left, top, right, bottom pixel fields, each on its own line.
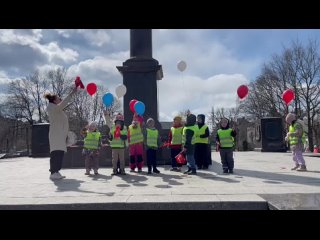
left=146, top=148, right=157, bottom=169
left=194, top=143, right=209, bottom=168
left=49, top=150, right=64, bottom=174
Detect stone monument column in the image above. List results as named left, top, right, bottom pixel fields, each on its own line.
left=117, top=29, right=163, bottom=128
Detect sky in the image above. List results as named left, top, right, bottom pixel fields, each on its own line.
left=1, top=29, right=320, bottom=121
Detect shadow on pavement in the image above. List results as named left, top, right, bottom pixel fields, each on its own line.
left=211, top=159, right=320, bottom=187
left=53, top=178, right=115, bottom=196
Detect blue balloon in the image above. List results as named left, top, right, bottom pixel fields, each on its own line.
left=102, top=92, right=114, bottom=107
left=134, top=101, right=145, bottom=115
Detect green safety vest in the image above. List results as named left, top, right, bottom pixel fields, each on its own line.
left=217, top=129, right=234, bottom=148
left=195, top=125, right=209, bottom=144
left=146, top=128, right=159, bottom=148
left=182, top=125, right=198, bottom=145
left=129, top=125, right=143, bottom=145
left=110, top=125, right=127, bottom=148
left=289, top=123, right=306, bottom=145
left=170, top=127, right=183, bottom=145
left=84, top=131, right=101, bottom=150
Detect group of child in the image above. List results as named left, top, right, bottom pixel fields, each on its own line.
left=79, top=111, right=307, bottom=177
left=80, top=110, right=238, bottom=176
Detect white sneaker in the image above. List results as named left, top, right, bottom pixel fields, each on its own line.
left=50, top=173, right=62, bottom=180
left=56, top=172, right=66, bottom=178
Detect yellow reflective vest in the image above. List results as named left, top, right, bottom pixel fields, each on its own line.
left=182, top=125, right=198, bottom=145
left=217, top=129, right=234, bottom=148
left=289, top=123, right=306, bottom=145
left=84, top=131, right=101, bottom=150
left=146, top=128, right=159, bottom=148
left=110, top=125, right=127, bottom=148
left=195, top=124, right=209, bottom=144
left=129, top=125, right=143, bottom=145
left=170, top=127, right=183, bottom=145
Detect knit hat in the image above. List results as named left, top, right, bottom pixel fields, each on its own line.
left=173, top=116, right=182, bottom=122
left=88, top=121, right=98, bottom=130
left=186, top=114, right=196, bottom=126
left=286, top=113, right=296, bottom=124
left=146, top=118, right=155, bottom=127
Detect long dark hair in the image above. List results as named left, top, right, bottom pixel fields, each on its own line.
left=44, top=93, right=57, bottom=103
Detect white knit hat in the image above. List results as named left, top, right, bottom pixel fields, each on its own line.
left=286, top=113, right=296, bottom=124
left=88, top=121, right=98, bottom=128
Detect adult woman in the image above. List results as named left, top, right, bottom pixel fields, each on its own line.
left=44, top=86, right=78, bottom=180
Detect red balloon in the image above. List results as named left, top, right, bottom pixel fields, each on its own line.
left=129, top=99, right=137, bottom=113
left=86, top=83, right=97, bottom=96
left=237, top=85, right=249, bottom=99
left=114, top=126, right=121, bottom=139
left=282, top=89, right=295, bottom=105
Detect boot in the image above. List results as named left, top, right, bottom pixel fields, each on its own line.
left=153, top=167, right=160, bottom=174
left=120, top=168, right=126, bottom=175
left=148, top=166, right=152, bottom=174
left=111, top=169, right=118, bottom=176
left=291, top=164, right=300, bottom=170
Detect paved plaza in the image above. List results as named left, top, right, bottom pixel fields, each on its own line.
left=0, top=152, right=319, bottom=209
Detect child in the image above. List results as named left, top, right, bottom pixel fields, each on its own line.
left=285, top=113, right=307, bottom=171
left=182, top=113, right=198, bottom=175
left=144, top=118, right=161, bottom=174
left=194, top=114, right=210, bottom=169
left=128, top=113, right=144, bottom=172
left=168, top=116, right=184, bottom=172
left=216, top=118, right=236, bottom=174
left=81, top=121, right=101, bottom=175
left=108, top=113, right=128, bottom=175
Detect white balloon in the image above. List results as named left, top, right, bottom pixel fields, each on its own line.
left=177, top=60, right=187, bottom=72
left=115, top=84, right=127, bottom=98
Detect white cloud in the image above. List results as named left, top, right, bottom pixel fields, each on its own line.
left=67, top=51, right=129, bottom=89
left=153, top=29, right=260, bottom=79
left=77, top=29, right=111, bottom=47
left=0, top=71, right=11, bottom=84
left=56, top=29, right=71, bottom=38
left=38, top=42, right=78, bottom=63
left=158, top=73, right=249, bottom=121
left=0, top=29, right=78, bottom=64
left=56, top=29, right=112, bottom=47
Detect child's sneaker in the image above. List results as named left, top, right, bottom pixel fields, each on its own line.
left=50, top=173, right=63, bottom=180
left=184, top=167, right=192, bottom=174
left=291, top=165, right=300, bottom=170
left=170, top=167, right=180, bottom=172
left=297, top=165, right=307, bottom=171
left=187, top=170, right=197, bottom=175
left=57, top=172, right=66, bottom=178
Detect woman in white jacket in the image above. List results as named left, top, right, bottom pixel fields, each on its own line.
left=44, top=86, right=78, bottom=180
